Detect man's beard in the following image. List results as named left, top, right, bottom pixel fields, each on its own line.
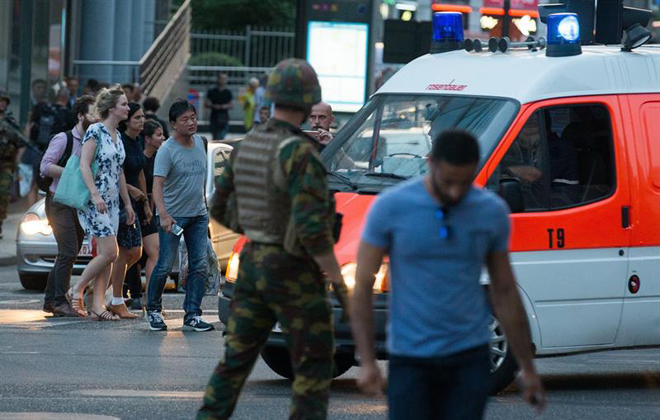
left=82, top=119, right=93, bottom=133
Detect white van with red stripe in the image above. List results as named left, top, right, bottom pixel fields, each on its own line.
left=219, top=10, right=660, bottom=392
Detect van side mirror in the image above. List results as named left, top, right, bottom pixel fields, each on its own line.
left=499, top=178, right=525, bottom=213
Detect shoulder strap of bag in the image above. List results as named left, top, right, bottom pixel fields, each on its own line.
left=57, top=130, right=74, bottom=167
left=200, top=135, right=209, bottom=209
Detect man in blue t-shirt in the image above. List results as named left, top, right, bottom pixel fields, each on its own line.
left=350, top=130, right=546, bottom=419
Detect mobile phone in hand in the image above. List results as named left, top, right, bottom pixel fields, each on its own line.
left=171, top=224, right=183, bottom=236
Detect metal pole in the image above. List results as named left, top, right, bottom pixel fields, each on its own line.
left=245, top=25, right=252, bottom=67
left=294, top=0, right=307, bottom=59
left=19, top=0, right=33, bottom=126
left=502, top=0, right=511, bottom=39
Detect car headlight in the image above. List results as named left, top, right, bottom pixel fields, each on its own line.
left=341, top=262, right=388, bottom=293
left=225, top=251, right=240, bottom=282
left=20, top=213, right=53, bottom=236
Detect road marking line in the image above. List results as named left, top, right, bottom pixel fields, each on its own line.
left=0, top=310, right=86, bottom=327
left=72, top=389, right=204, bottom=399
left=0, top=413, right=120, bottom=420
left=159, top=309, right=219, bottom=313
left=0, top=299, right=42, bottom=305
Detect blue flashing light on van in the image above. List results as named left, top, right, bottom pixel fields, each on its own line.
left=546, top=13, right=583, bottom=57
left=430, top=12, right=464, bottom=54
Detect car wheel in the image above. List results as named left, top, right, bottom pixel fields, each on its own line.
left=488, top=316, right=518, bottom=395
left=333, top=354, right=355, bottom=378
left=261, top=347, right=355, bottom=380
left=261, top=347, right=294, bottom=379
left=19, top=272, right=48, bottom=291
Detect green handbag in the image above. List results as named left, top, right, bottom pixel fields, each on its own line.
left=53, top=143, right=99, bottom=210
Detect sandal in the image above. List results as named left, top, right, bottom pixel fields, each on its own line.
left=107, top=302, right=139, bottom=319
left=66, top=288, right=87, bottom=317
left=89, top=310, right=119, bottom=321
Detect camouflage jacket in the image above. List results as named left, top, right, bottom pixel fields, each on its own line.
left=0, top=115, right=21, bottom=161
left=211, top=119, right=336, bottom=257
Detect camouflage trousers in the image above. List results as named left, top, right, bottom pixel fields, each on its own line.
left=0, top=160, right=16, bottom=222
left=198, top=242, right=335, bottom=420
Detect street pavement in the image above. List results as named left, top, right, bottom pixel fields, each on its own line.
left=1, top=261, right=660, bottom=418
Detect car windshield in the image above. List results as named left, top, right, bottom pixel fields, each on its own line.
left=322, top=94, right=518, bottom=191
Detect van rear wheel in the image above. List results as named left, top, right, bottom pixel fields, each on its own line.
left=488, top=316, right=518, bottom=395
left=261, top=347, right=355, bottom=380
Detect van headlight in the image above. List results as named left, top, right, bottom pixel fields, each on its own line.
left=225, top=251, right=240, bottom=282
left=20, top=213, right=53, bottom=236
left=341, top=262, right=388, bottom=293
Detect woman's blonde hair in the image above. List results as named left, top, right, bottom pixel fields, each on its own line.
left=94, top=84, right=125, bottom=120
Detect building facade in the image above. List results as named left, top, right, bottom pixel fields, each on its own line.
left=0, top=0, right=171, bottom=124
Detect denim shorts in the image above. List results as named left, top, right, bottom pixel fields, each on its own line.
left=117, top=220, right=142, bottom=249
left=137, top=204, right=158, bottom=237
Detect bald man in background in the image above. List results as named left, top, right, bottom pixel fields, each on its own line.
left=308, top=101, right=334, bottom=146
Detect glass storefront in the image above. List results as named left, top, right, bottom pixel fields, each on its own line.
left=0, top=0, right=66, bottom=118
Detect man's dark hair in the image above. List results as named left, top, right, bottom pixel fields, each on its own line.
left=431, top=130, right=480, bottom=165
left=142, top=96, right=160, bottom=112
left=169, top=99, right=196, bottom=123
left=72, top=95, right=95, bottom=119
left=31, top=78, right=47, bottom=88
left=85, top=78, right=99, bottom=90
left=122, top=83, right=134, bottom=93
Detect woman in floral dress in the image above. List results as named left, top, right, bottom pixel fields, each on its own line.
left=68, top=85, right=135, bottom=321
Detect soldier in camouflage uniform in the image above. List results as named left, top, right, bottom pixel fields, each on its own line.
left=0, top=92, right=21, bottom=238
left=198, top=59, right=349, bottom=420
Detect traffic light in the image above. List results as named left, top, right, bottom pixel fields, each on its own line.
left=538, top=0, right=652, bottom=45
left=594, top=0, right=652, bottom=45
left=383, top=20, right=431, bottom=63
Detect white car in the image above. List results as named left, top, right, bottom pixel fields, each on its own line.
left=16, top=141, right=240, bottom=290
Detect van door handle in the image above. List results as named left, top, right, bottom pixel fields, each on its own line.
left=622, top=206, right=630, bottom=228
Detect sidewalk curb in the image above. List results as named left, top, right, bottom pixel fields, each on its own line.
left=0, top=256, right=16, bottom=267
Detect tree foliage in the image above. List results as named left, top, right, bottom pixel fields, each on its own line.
left=180, top=0, right=297, bottom=30
left=188, top=52, right=244, bottom=67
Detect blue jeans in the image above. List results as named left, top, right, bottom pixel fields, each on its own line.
left=388, top=345, right=491, bottom=420
left=147, top=214, right=209, bottom=322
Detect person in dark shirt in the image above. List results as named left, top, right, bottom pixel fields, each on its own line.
left=205, top=73, right=233, bottom=140
left=142, top=96, right=170, bottom=139
left=65, top=76, right=79, bottom=108
left=123, top=119, right=165, bottom=310
left=52, top=88, right=75, bottom=134
left=106, top=102, right=148, bottom=319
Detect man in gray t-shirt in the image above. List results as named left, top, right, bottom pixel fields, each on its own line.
left=146, top=100, right=214, bottom=333
left=153, top=134, right=207, bottom=218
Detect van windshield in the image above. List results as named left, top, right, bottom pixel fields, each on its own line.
left=323, top=94, right=518, bottom=190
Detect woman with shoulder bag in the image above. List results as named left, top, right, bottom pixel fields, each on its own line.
left=67, top=85, right=135, bottom=321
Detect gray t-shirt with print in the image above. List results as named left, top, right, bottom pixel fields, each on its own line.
left=153, top=135, right=207, bottom=218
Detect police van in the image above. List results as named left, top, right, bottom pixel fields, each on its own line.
left=219, top=6, right=660, bottom=393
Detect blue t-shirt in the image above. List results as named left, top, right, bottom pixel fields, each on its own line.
left=362, top=177, right=510, bottom=358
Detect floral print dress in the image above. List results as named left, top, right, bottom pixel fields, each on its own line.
left=77, top=122, right=126, bottom=238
